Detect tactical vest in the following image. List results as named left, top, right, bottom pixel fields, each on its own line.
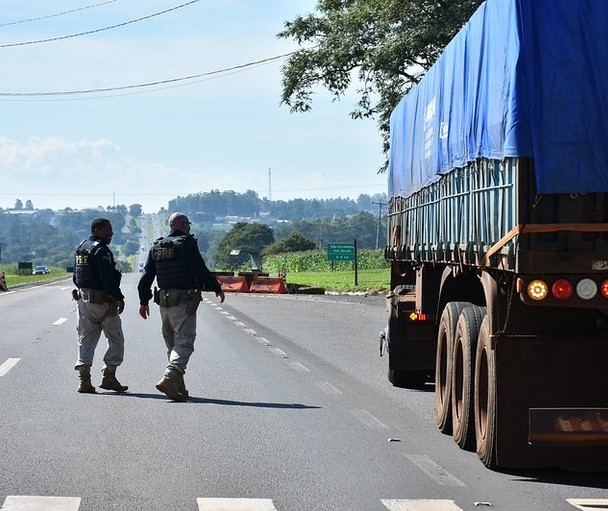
left=152, top=235, right=196, bottom=289
left=74, top=239, right=103, bottom=289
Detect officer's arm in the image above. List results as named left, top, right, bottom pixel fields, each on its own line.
left=97, top=248, right=125, bottom=301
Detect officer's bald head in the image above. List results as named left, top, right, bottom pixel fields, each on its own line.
left=168, top=212, right=190, bottom=231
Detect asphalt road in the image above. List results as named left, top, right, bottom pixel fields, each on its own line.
left=0, top=275, right=607, bottom=511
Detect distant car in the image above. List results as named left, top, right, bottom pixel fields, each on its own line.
left=32, top=265, right=50, bottom=275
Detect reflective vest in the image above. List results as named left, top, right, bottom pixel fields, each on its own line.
left=152, top=235, right=196, bottom=289
left=74, top=239, right=103, bottom=289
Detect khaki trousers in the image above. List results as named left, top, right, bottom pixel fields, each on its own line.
left=159, top=302, right=196, bottom=373
left=75, top=299, right=125, bottom=370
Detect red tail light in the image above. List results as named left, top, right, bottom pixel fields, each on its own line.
left=601, top=279, right=608, bottom=299
left=552, top=279, right=573, bottom=301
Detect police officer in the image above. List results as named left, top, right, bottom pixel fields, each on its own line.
left=73, top=218, right=128, bottom=394
left=137, top=212, right=225, bottom=402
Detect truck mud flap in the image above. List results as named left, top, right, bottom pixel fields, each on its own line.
left=493, top=335, right=608, bottom=470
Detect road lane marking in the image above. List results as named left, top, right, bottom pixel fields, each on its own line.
left=243, top=328, right=257, bottom=335
left=268, top=347, right=287, bottom=357
left=2, top=496, right=81, bottom=510
left=226, top=315, right=237, bottom=321
left=567, top=499, right=608, bottom=510
left=351, top=409, right=390, bottom=430
left=315, top=381, right=343, bottom=395
left=234, top=321, right=246, bottom=327
left=404, top=454, right=466, bottom=487
left=197, top=498, right=276, bottom=510
left=53, top=318, right=68, bottom=326
left=255, top=336, right=270, bottom=344
left=382, top=499, right=464, bottom=511
left=0, top=358, right=20, bottom=377
left=287, top=361, right=310, bottom=372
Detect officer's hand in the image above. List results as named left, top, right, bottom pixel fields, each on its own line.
left=139, top=304, right=150, bottom=319
left=117, top=299, right=125, bottom=314
left=216, top=290, right=225, bottom=303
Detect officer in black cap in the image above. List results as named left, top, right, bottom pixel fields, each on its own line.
left=73, top=217, right=128, bottom=394
left=137, top=212, right=224, bottom=401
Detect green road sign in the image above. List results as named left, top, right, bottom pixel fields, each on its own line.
left=327, top=243, right=355, bottom=261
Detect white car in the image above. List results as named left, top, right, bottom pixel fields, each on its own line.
left=32, top=265, right=50, bottom=275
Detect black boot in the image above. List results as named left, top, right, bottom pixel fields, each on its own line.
left=99, top=367, right=128, bottom=392
left=77, top=368, right=96, bottom=394
left=177, top=372, right=189, bottom=399
left=156, top=367, right=187, bottom=402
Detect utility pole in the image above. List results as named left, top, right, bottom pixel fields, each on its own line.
left=372, top=201, right=387, bottom=250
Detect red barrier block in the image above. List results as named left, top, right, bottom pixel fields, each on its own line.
left=217, top=275, right=249, bottom=293
left=249, top=276, right=287, bottom=294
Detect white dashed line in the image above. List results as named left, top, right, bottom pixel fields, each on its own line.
left=53, top=317, right=68, bottom=326
left=351, top=409, right=390, bottom=430
left=234, top=321, right=246, bottom=327
left=243, top=328, right=257, bottom=335
left=0, top=358, right=20, bottom=377
left=315, top=381, right=342, bottom=395
left=404, top=454, right=466, bottom=487
left=255, top=336, right=270, bottom=344
left=287, top=361, right=310, bottom=372
left=268, top=347, right=287, bottom=357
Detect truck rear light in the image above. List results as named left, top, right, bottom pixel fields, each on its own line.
left=601, top=280, right=608, bottom=299
left=408, top=312, right=431, bottom=321
left=527, top=279, right=548, bottom=301
left=551, top=279, right=573, bottom=301
left=575, top=278, right=597, bottom=300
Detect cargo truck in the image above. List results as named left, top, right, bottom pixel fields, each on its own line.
left=382, top=0, right=608, bottom=470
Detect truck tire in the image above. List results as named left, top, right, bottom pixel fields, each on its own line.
left=451, top=305, right=486, bottom=451
left=435, top=301, right=470, bottom=434
left=474, top=315, right=498, bottom=469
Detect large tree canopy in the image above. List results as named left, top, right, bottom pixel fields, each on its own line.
left=278, top=0, right=483, bottom=161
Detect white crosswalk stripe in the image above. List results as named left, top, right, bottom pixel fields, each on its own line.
left=0, top=358, right=20, bottom=377
left=381, top=500, right=463, bottom=511
left=1, top=496, right=605, bottom=509
left=567, top=499, right=608, bottom=510
left=1, top=496, right=81, bottom=510
left=197, top=498, right=277, bottom=510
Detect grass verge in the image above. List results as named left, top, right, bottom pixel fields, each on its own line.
left=285, top=268, right=390, bottom=294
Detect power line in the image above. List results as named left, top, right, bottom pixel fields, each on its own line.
left=0, top=0, right=200, bottom=48
left=0, top=53, right=295, bottom=97
left=0, top=0, right=119, bottom=28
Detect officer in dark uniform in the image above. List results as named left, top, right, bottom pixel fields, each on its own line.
left=73, top=218, right=128, bottom=394
left=137, top=212, right=225, bottom=401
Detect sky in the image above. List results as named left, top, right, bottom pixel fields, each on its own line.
left=0, top=0, right=388, bottom=213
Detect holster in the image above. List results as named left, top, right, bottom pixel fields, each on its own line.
left=157, top=289, right=202, bottom=315
left=71, top=289, right=81, bottom=301
left=186, top=289, right=202, bottom=316
left=153, top=286, right=160, bottom=305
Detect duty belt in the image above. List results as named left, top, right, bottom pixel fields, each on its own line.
left=77, top=288, right=113, bottom=304
left=155, top=288, right=202, bottom=315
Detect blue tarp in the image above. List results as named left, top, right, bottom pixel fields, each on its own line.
left=388, top=0, right=608, bottom=199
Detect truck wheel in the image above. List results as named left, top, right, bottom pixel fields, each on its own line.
left=451, top=305, right=486, bottom=451
left=435, top=301, right=469, bottom=434
left=475, top=315, right=498, bottom=469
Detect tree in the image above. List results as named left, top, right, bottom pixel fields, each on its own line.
left=212, top=222, right=274, bottom=270
left=129, top=204, right=143, bottom=217
left=25, top=200, right=34, bottom=210
left=14, top=199, right=23, bottom=210
left=264, top=233, right=317, bottom=255
left=278, top=0, right=483, bottom=158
